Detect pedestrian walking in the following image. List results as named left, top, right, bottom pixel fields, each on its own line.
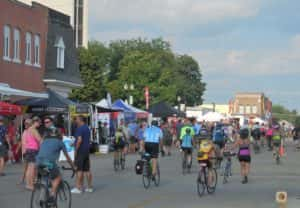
left=162, top=122, right=173, bottom=156
left=266, top=124, right=273, bottom=151
left=0, top=116, right=9, bottom=176
left=19, top=118, right=33, bottom=185
left=23, top=116, right=42, bottom=190
left=72, top=115, right=93, bottom=194
left=235, top=128, right=251, bottom=184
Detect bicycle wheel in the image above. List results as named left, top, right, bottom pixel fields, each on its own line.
left=182, top=154, right=187, bottom=175
left=30, top=184, right=48, bottom=208
left=56, top=181, right=71, bottom=208
left=154, top=164, right=160, bottom=187
left=223, top=165, right=229, bottom=184
left=142, top=164, right=151, bottom=189
left=121, top=154, right=125, bottom=170
left=207, top=168, right=218, bottom=194
left=197, top=169, right=205, bottom=197
left=114, top=152, right=119, bottom=171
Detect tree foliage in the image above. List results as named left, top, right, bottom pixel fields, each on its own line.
left=70, top=38, right=206, bottom=108
left=272, top=104, right=298, bottom=124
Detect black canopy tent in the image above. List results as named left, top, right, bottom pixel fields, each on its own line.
left=149, top=101, right=185, bottom=118
left=16, top=89, right=87, bottom=114
left=16, top=89, right=90, bottom=135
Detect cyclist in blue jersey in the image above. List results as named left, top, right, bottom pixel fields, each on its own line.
left=181, top=128, right=194, bottom=170
left=143, top=121, right=163, bottom=178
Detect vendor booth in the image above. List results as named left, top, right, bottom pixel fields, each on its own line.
left=112, top=99, right=148, bottom=122
left=149, top=101, right=185, bottom=118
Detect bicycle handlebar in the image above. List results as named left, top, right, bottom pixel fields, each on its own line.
left=61, top=166, right=76, bottom=178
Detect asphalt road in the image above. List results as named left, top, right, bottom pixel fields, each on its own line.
left=1, top=141, right=300, bottom=208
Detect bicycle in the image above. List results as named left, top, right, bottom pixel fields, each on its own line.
left=30, top=165, right=75, bottom=208
left=253, top=139, right=260, bottom=154
left=273, top=143, right=281, bottom=165
left=182, top=149, right=192, bottom=175
left=222, top=152, right=236, bottom=184
left=197, top=158, right=218, bottom=197
left=113, top=148, right=125, bottom=171
left=141, top=153, right=160, bottom=189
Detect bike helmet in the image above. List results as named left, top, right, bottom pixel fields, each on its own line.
left=199, top=128, right=209, bottom=139
left=185, top=128, right=191, bottom=134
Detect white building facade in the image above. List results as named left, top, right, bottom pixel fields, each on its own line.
left=18, top=0, right=88, bottom=48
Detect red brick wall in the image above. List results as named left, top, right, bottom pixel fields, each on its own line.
left=0, top=0, right=48, bottom=92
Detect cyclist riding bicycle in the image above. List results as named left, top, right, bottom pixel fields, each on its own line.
left=272, top=125, right=282, bottom=156
left=113, top=128, right=126, bottom=164
left=252, top=122, right=261, bottom=141
left=197, top=129, right=216, bottom=186
left=36, top=128, right=75, bottom=205
left=212, top=123, right=225, bottom=164
left=143, top=120, right=163, bottom=179
left=181, top=128, right=194, bottom=171
left=180, top=119, right=195, bottom=145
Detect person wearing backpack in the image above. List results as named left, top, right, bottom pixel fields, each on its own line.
left=213, top=123, right=226, bottom=164
left=162, top=122, right=173, bottom=156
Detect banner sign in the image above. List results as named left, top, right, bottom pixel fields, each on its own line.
left=145, top=87, right=150, bottom=110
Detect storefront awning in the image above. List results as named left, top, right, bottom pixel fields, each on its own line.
left=0, top=84, right=48, bottom=98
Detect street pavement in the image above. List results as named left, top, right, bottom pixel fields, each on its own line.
left=1, top=141, right=300, bottom=208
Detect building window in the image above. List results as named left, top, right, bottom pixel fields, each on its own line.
left=239, top=105, right=244, bottom=114
left=252, top=105, right=257, bottom=114
left=55, top=37, right=65, bottom=69
left=3, top=25, right=10, bottom=60
left=246, top=105, right=251, bottom=114
left=34, top=35, right=40, bottom=67
left=25, top=32, right=32, bottom=64
left=13, top=28, right=21, bottom=63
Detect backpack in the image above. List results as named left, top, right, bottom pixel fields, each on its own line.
left=135, top=160, right=144, bottom=175
left=252, top=128, right=261, bottom=138
left=213, top=128, right=225, bottom=142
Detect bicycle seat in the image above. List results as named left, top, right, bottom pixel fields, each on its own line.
left=37, top=165, right=50, bottom=177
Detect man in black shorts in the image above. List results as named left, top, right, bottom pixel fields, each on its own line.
left=72, top=116, right=93, bottom=194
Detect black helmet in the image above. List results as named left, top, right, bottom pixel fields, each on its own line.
left=185, top=128, right=191, bottom=134
left=239, top=128, right=249, bottom=139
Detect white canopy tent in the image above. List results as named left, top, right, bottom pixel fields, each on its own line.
left=0, top=83, right=48, bottom=98
left=201, top=112, right=226, bottom=122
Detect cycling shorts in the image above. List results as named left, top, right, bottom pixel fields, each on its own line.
left=181, top=147, right=193, bottom=155
left=145, top=142, right=159, bottom=159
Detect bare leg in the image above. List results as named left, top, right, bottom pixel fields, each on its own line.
left=0, top=157, right=5, bottom=175
left=26, top=163, right=35, bottom=190
left=76, top=171, right=84, bottom=190
left=51, top=176, right=62, bottom=196
left=152, top=158, right=157, bottom=176
left=85, top=171, right=93, bottom=188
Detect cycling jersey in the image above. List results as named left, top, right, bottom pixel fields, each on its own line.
left=180, top=125, right=195, bottom=140
left=197, top=139, right=213, bottom=161
left=181, top=134, right=193, bottom=148
left=144, top=126, right=163, bottom=144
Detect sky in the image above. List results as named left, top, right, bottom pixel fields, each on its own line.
left=88, top=0, right=300, bottom=111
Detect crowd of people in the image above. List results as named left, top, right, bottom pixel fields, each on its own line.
left=1, top=112, right=300, bottom=204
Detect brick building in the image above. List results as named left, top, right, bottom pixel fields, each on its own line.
left=0, top=0, right=81, bottom=97
left=0, top=0, right=48, bottom=93
left=229, top=92, right=272, bottom=119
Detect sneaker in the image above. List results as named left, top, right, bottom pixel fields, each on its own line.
left=71, top=188, right=82, bottom=194
left=85, top=188, right=94, bottom=193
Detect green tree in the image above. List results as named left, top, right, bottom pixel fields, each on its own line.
left=174, top=55, right=206, bottom=106
left=70, top=41, right=110, bottom=102
left=272, top=104, right=298, bottom=124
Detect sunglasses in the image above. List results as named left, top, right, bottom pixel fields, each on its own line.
left=44, top=120, right=52, bottom=124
